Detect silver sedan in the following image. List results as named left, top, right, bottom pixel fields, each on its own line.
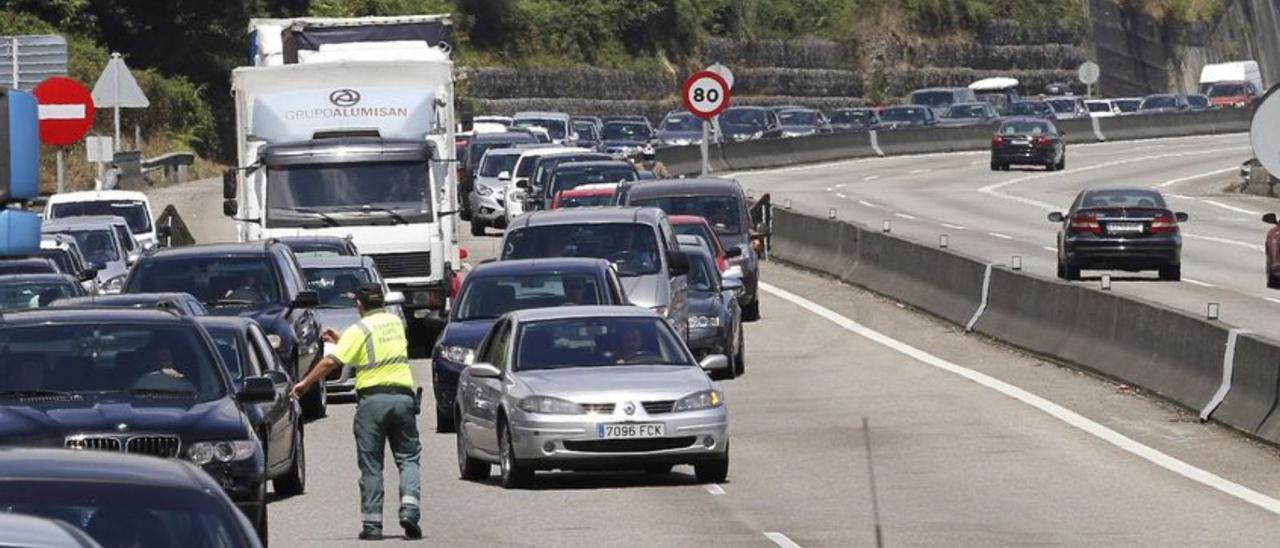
left=455, top=306, right=730, bottom=488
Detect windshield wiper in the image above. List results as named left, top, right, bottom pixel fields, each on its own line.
left=358, top=205, right=410, bottom=225
left=0, top=389, right=81, bottom=399
left=205, top=298, right=256, bottom=306
left=288, top=208, right=341, bottom=227
left=130, top=387, right=198, bottom=397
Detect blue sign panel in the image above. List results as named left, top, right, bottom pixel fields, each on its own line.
left=1, top=87, right=39, bottom=202
left=0, top=209, right=41, bottom=256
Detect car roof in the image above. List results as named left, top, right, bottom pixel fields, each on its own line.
left=511, top=206, right=666, bottom=229
left=1000, top=116, right=1053, bottom=124
left=42, top=216, right=128, bottom=229
left=518, top=146, right=585, bottom=159
left=470, top=132, right=538, bottom=144
left=778, top=107, right=818, bottom=113
left=298, top=255, right=373, bottom=269
left=514, top=111, right=570, bottom=120
left=1082, top=186, right=1162, bottom=194
left=724, top=105, right=768, bottom=112
left=558, top=186, right=617, bottom=197
left=472, top=258, right=612, bottom=277
left=0, top=257, right=57, bottom=266
left=0, top=273, right=78, bottom=284
left=509, top=305, right=658, bottom=323
left=914, top=87, right=965, bottom=93
left=142, top=241, right=275, bottom=259
left=667, top=214, right=711, bottom=225
left=45, top=190, right=148, bottom=204
left=623, top=178, right=742, bottom=198
left=277, top=235, right=352, bottom=245
left=194, top=315, right=257, bottom=331
left=0, top=448, right=204, bottom=488
left=554, top=160, right=633, bottom=170
left=0, top=306, right=192, bottom=325
left=51, top=293, right=200, bottom=308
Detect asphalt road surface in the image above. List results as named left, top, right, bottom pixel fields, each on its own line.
left=144, top=156, right=1280, bottom=546
left=730, top=133, right=1280, bottom=342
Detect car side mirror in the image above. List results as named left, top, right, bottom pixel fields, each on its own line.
left=79, top=267, right=98, bottom=282
left=264, top=370, right=290, bottom=386
left=699, top=354, right=730, bottom=372
left=223, top=199, right=238, bottom=218
left=238, top=376, right=276, bottom=403
left=667, top=250, right=690, bottom=276
left=222, top=169, right=237, bottom=200
left=1175, top=212, right=1189, bottom=223
left=724, top=247, right=743, bottom=259
left=292, top=290, right=320, bottom=309
left=1264, top=213, right=1278, bottom=225
left=1047, top=212, right=1065, bottom=223
left=516, top=179, right=529, bottom=189
left=385, top=291, right=406, bottom=305
left=498, top=171, right=511, bottom=181
left=468, top=362, right=502, bottom=379
left=722, top=276, right=744, bottom=293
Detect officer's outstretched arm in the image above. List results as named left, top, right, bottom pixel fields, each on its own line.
left=290, top=356, right=339, bottom=400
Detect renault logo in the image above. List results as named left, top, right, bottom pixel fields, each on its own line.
left=329, top=89, right=361, bottom=107
left=623, top=402, right=636, bottom=416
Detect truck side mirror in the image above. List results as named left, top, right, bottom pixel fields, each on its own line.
left=223, top=199, right=238, bottom=218
left=222, top=169, right=237, bottom=200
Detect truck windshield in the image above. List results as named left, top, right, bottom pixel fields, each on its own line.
left=266, top=162, right=432, bottom=227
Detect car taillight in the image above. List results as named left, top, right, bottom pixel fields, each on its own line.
left=1149, top=215, right=1178, bottom=234
left=1035, top=136, right=1052, bottom=148
left=991, top=135, right=1004, bottom=147
left=1068, top=213, right=1101, bottom=235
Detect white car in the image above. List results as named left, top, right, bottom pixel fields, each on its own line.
left=1085, top=99, right=1121, bottom=118
left=43, top=190, right=161, bottom=249
left=504, top=146, right=585, bottom=226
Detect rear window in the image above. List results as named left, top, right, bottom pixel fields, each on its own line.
left=1008, top=102, right=1050, bottom=116
left=910, top=90, right=956, bottom=108
left=1208, top=83, right=1246, bottom=97
left=1141, top=96, right=1178, bottom=110
left=479, top=152, right=521, bottom=178
left=998, top=121, right=1052, bottom=135
left=830, top=110, right=870, bottom=125
left=881, top=107, right=928, bottom=122
left=1079, top=189, right=1167, bottom=210
left=1086, top=102, right=1110, bottom=113
left=50, top=200, right=151, bottom=234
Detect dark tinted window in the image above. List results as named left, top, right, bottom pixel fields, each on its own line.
left=1186, top=95, right=1209, bottom=108
left=127, top=257, right=281, bottom=306
left=720, top=109, right=767, bottom=129
left=50, top=200, right=151, bottom=233
left=685, top=251, right=718, bottom=292
left=204, top=325, right=246, bottom=382
left=778, top=111, right=818, bottom=125
left=1141, top=95, right=1178, bottom=109
left=266, top=162, right=430, bottom=219
left=910, top=90, right=955, bottom=108
left=556, top=193, right=614, bottom=208
left=1008, top=102, right=1052, bottom=116
left=503, top=223, right=661, bottom=276
left=515, top=317, right=691, bottom=371
left=631, top=195, right=741, bottom=234
left=662, top=113, right=700, bottom=131
left=514, top=118, right=568, bottom=140
left=303, top=266, right=372, bottom=308
left=1114, top=99, right=1141, bottom=112
left=998, top=120, right=1053, bottom=135
left=602, top=122, right=651, bottom=141
left=1046, top=99, right=1077, bottom=113
left=830, top=110, right=870, bottom=125
left=0, top=261, right=57, bottom=276
left=880, top=107, right=928, bottom=122
left=35, top=249, right=74, bottom=274
left=1086, top=102, right=1111, bottom=113
left=1208, top=83, right=1246, bottom=97
left=945, top=104, right=989, bottom=118
left=56, top=229, right=119, bottom=263
left=1079, top=189, right=1167, bottom=209
left=456, top=273, right=603, bottom=321
left=549, top=167, right=637, bottom=197
left=0, top=279, right=79, bottom=310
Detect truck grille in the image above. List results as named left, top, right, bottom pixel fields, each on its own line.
left=66, top=435, right=181, bottom=458
left=368, top=252, right=431, bottom=279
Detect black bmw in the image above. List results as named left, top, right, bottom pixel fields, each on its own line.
left=1050, top=187, right=1188, bottom=281
left=991, top=117, right=1066, bottom=171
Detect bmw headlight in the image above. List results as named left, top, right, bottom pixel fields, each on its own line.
left=438, top=345, right=474, bottom=365
left=690, top=315, right=721, bottom=329
left=101, top=275, right=126, bottom=294
left=187, top=440, right=257, bottom=465
left=518, top=396, right=583, bottom=415
left=674, top=389, right=723, bottom=412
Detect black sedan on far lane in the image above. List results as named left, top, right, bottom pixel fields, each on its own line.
left=990, top=117, right=1066, bottom=171
left=1050, top=187, right=1187, bottom=281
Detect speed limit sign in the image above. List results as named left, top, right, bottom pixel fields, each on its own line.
left=682, top=71, right=732, bottom=120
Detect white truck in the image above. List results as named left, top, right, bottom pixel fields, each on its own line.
left=224, top=15, right=461, bottom=333
left=1199, top=61, right=1265, bottom=107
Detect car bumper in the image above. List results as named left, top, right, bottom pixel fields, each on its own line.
left=432, top=357, right=465, bottom=414
left=201, top=456, right=266, bottom=507
left=993, top=148, right=1054, bottom=164
left=1065, top=238, right=1180, bottom=269
left=469, top=192, right=506, bottom=223
left=509, top=407, right=729, bottom=468
left=687, top=329, right=728, bottom=359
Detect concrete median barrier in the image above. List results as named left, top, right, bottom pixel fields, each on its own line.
left=1217, top=333, right=1280, bottom=440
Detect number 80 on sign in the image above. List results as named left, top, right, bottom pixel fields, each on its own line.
left=682, top=71, right=732, bottom=120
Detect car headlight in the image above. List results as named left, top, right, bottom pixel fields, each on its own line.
left=476, top=185, right=494, bottom=197
left=650, top=305, right=669, bottom=318
left=101, top=276, right=126, bottom=294
left=266, top=334, right=282, bottom=349
left=750, top=131, right=763, bottom=139
left=187, top=440, right=256, bottom=465
left=675, top=389, right=723, bottom=412
left=438, top=345, right=474, bottom=365
left=518, top=396, right=583, bottom=415
left=690, top=315, right=720, bottom=329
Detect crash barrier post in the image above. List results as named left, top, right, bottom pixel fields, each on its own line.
left=155, top=204, right=196, bottom=248
left=770, top=208, right=1280, bottom=447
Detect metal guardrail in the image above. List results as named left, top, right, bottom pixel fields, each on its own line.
left=141, top=152, right=195, bottom=185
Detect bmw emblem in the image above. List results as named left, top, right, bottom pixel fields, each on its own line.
left=116, top=423, right=129, bottom=432
left=623, top=402, right=636, bottom=416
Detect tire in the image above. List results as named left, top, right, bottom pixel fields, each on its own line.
left=1159, top=263, right=1181, bottom=281
left=300, top=377, right=326, bottom=421
left=990, top=161, right=1000, bottom=171
left=1045, top=159, right=1057, bottom=172
left=741, top=298, right=760, bottom=322
left=456, top=413, right=491, bottom=481
left=1056, top=153, right=1066, bottom=171
left=498, top=420, right=532, bottom=489
left=436, top=406, right=456, bottom=434
left=733, top=326, right=745, bottom=377
left=470, top=219, right=486, bottom=237
left=694, top=445, right=729, bottom=484
left=1060, top=259, right=1081, bottom=281
left=254, top=483, right=269, bottom=547
left=1269, top=273, right=1280, bottom=289
left=273, top=425, right=306, bottom=497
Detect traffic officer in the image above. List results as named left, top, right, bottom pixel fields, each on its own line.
left=291, top=283, right=422, bottom=541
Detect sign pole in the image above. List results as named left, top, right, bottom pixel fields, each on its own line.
left=55, top=148, right=64, bottom=193
left=9, top=37, right=18, bottom=88
left=701, top=120, right=710, bottom=176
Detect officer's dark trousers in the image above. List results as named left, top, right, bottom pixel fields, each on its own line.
left=354, top=393, right=422, bottom=529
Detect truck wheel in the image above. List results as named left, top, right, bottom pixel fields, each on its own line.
left=1269, top=272, right=1280, bottom=289
left=470, top=219, right=486, bottom=237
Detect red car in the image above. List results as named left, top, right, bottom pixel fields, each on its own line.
left=550, top=184, right=617, bottom=209
left=669, top=214, right=737, bottom=272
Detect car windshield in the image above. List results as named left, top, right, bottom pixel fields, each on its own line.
left=266, top=162, right=431, bottom=227
left=910, top=90, right=955, bottom=108
left=1115, top=99, right=1141, bottom=112
left=549, top=167, right=637, bottom=198
left=1047, top=99, right=1076, bottom=113
left=514, top=118, right=568, bottom=140
left=1079, top=189, right=1167, bottom=210
left=0, top=261, right=57, bottom=276
left=945, top=104, right=988, bottom=118
left=303, top=267, right=372, bottom=308
left=50, top=229, right=119, bottom=264
left=1008, top=102, right=1050, bottom=116
left=0, top=483, right=248, bottom=548
left=1208, top=83, right=1246, bottom=97
left=572, top=122, right=597, bottom=139
left=630, top=195, right=741, bottom=234
left=602, top=122, right=650, bottom=141
left=999, top=121, right=1051, bottom=135
left=125, top=257, right=281, bottom=306
left=0, top=324, right=225, bottom=399
left=515, top=316, right=691, bottom=370
left=662, top=113, right=700, bottom=131
left=881, top=107, right=927, bottom=122
left=0, top=280, right=78, bottom=310
left=50, top=200, right=151, bottom=234
left=514, top=154, right=545, bottom=178
left=1187, top=95, right=1209, bottom=108
left=503, top=223, right=661, bottom=276
left=203, top=325, right=248, bottom=382
left=830, top=110, right=869, bottom=125
left=1141, top=96, right=1178, bottom=109
left=685, top=252, right=718, bottom=292
left=1086, top=101, right=1111, bottom=113
left=479, top=152, right=521, bottom=178
left=36, top=249, right=75, bottom=274
left=720, top=109, right=767, bottom=130
left=456, top=273, right=604, bottom=321
left=778, top=111, right=818, bottom=125
left=557, top=192, right=614, bottom=208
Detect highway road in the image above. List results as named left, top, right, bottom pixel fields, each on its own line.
left=730, top=133, right=1280, bottom=341
left=146, top=173, right=1280, bottom=547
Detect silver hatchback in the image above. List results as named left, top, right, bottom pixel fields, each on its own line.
left=455, top=306, right=730, bottom=488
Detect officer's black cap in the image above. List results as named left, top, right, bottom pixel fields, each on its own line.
left=356, top=283, right=385, bottom=308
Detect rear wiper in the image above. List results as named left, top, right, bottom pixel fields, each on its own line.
left=290, top=208, right=340, bottom=227
left=0, top=390, right=81, bottom=399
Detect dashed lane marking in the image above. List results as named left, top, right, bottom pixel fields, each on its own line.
left=704, top=484, right=726, bottom=495
left=764, top=532, right=804, bottom=548
left=895, top=213, right=917, bottom=220
left=1184, top=278, right=1215, bottom=287
left=1157, top=167, right=1238, bottom=188
left=941, top=223, right=967, bottom=230
left=987, top=232, right=1014, bottom=240
left=858, top=200, right=879, bottom=208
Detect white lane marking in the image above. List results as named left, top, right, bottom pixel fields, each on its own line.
left=863, top=175, right=880, bottom=181
left=762, top=282, right=1280, bottom=516
left=858, top=200, right=879, bottom=208
left=1042, top=246, right=1057, bottom=252
left=1266, top=297, right=1280, bottom=306
left=835, top=193, right=848, bottom=199
left=704, top=484, right=726, bottom=495
left=1157, top=167, right=1238, bottom=188
left=1183, top=233, right=1264, bottom=252
left=987, top=232, right=1014, bottom=240
left=910, top=168, right=932, bottom=174
left=1201, top=199, right=1259, bottom=216
left=1184, top=278, right=1215, bottom=287
left=1169, top=194, right=1193, bottom=199
left=835, top=183, right=846, bottom=188
left=764, top=532, right=804, bottom=548
left=825, top=187, right=833, bottom=192
left=941, top=223, right=967, bottom=230
left=895, top=213, right=917, bottom=220
left=37, top=104, right=86, bottom=119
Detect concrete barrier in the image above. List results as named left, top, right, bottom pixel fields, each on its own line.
left=1218, top=333, right=1280, bottom=438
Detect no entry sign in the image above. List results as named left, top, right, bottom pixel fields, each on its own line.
left=682, top=71, right=731, bottom=120
left=33, top=76, right=95, bottom=146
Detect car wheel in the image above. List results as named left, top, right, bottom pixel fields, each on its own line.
left=456, top=412, right=491, bottom=481
left=498, top=420, right=532, bottom=489
left=694, top=444, right=729, bottom=484
left=436, top=406, right=456, bottom=434
left=301, top=377, right=326, bottom=421
left=742, top=298, right=760, bottom=322
left=1056, top=153, right=1066, bottom=171
left=470, top=219, right=486, bottom=237
left=990, top=160, right=1000, bottom=171
left=1269, top=272, right=1280, bottom=289
left=1045, top=159, right=1057, bottom=172
left=733, top=326, right=745, bottom=377
left=1060, top=259, right=1081, bottom=281
left=255, top=483, right=269, bottom=547
left=1159, top=263, right=1181, bottom=281
left=273, top=425, right=306, bottom=497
